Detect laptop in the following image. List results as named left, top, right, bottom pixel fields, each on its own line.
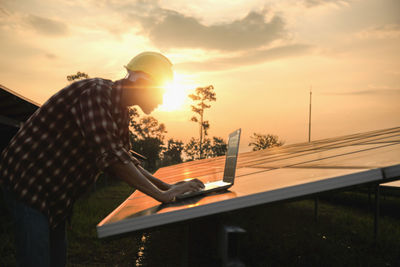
left=176, top=129, right=241, bottom=200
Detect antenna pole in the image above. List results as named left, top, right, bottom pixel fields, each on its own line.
left=308, top=86, right=312, bottom=143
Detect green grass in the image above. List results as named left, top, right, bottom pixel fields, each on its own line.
left=0, top=180, right=139, bottom=267
left=0, top=209, right=15, bottom=267
left=135, top=192, right=400, bottom=266
left=236, top=198, right=400, bottom=266
left=67, top=181, right=140, bottom=266
left=1, top=184, right=400, bottom=266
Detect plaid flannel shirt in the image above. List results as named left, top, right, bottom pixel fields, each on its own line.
left=0, top=78, right=137, bottom=228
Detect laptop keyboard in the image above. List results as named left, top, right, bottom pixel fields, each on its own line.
left=203, top=180, right=231, bottom=190
left=177, top=180, right=231, bottom=198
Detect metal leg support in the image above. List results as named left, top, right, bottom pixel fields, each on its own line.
left=374, top=184, right=380, bottom=244
left=219, top=225, right=246, bottom=267
left=181, top=223, right=190, bottom=267
left=314, top=197, right=319, bottom=222
left=368, top=186, right=371, bottom=206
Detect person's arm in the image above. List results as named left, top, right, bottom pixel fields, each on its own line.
left=137, top=165, right=171, bottom=191
left=71, top=82, right=203, bottom=202
left=127, top=152, right=170, bottom=190
left=111, top=161, right=204, bottom=203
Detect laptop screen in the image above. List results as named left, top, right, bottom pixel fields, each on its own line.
left=223, top=129, right=241, bottom=183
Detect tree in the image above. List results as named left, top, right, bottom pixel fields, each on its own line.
left=189, top=85, right=216, bottom=159
left=67, top=71, right=89, bottom=82
left=183, top=136, right=226, bottom=161
left=129, top=107, right=167, bottom=140
left=128, top=107, right=167, bottom=171
left=162, top=139, right=184, bottom=166
left=130, top=136, right=164, bottom=171
left=248, top=133, right=284, bottom=151
left=184, top=137, right=199, bottom=161
left=184, top=137, right=208, bottom=161
left=210, top=137, right=227, bottom=157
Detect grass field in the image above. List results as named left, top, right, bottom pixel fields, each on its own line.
left=1, top=180, right=400, bottom=266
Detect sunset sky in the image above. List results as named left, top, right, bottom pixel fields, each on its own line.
left=1, top=0, right=399, bottom=152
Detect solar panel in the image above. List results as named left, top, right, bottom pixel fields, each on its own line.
left=382, top=181, right=400, bottom=188
left=97, top=127, right=400, bottom=238
left=0, top=84, right=39, bottom=152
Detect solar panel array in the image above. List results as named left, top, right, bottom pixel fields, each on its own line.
left=97, top=127, right=400, bottom=238
left=382, top=180, right=400, bottom=188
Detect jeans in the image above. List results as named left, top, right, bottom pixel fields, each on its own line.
left=1, top=186, right=67, bottom=267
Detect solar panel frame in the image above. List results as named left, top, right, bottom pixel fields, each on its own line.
left=97, top=127, right=400, bottom=238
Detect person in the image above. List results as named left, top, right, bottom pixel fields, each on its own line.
left=0, top=51, right=204, bottom=267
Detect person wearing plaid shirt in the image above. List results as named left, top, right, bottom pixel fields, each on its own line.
left=0, top=52, right=204, bottom=267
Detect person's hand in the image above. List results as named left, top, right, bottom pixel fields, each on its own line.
left=170, top=179, right=204, bottom=191
left=161, top=179, right=205, bottom=203
left=170, top=180, right=187, bottom=187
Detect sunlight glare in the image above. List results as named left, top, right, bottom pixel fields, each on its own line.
left=159, top=73, right=196, bottom=111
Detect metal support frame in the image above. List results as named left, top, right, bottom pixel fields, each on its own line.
left=181, top=223, right=190, bottom=267
left=374, top=184, right=380, bottom=244
left=180, top=221, right=246, bottom=266
left=0, top=115, right=21, bottom=128
left=219, top=225, right=246, bottom=267
left=368, top=186, right=372, bottom=208
left=314, top=197, right=319, bottom=222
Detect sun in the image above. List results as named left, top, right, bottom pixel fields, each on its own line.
left=158, top=73, right=196, bottom=111
left=160, top=82, right=187, bottom=111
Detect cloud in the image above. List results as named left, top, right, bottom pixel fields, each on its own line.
left=325, top=88, right=400, bottom=96
left=302, top=0, right=351, bottom=8
left=45, top=53, right=57, bottom=59
left=25, top=14, right=69, bottom=36
left=0, top=7, right=10, bottom=16
left=70, top=0, right=311, bottom=72
left=143, top=10, right=286, bottom=51
left=175, top=44, right=313, bottom=72
left=102, top=1, right=287, bottom=51
left=357, top=24, right=400, bottom=40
